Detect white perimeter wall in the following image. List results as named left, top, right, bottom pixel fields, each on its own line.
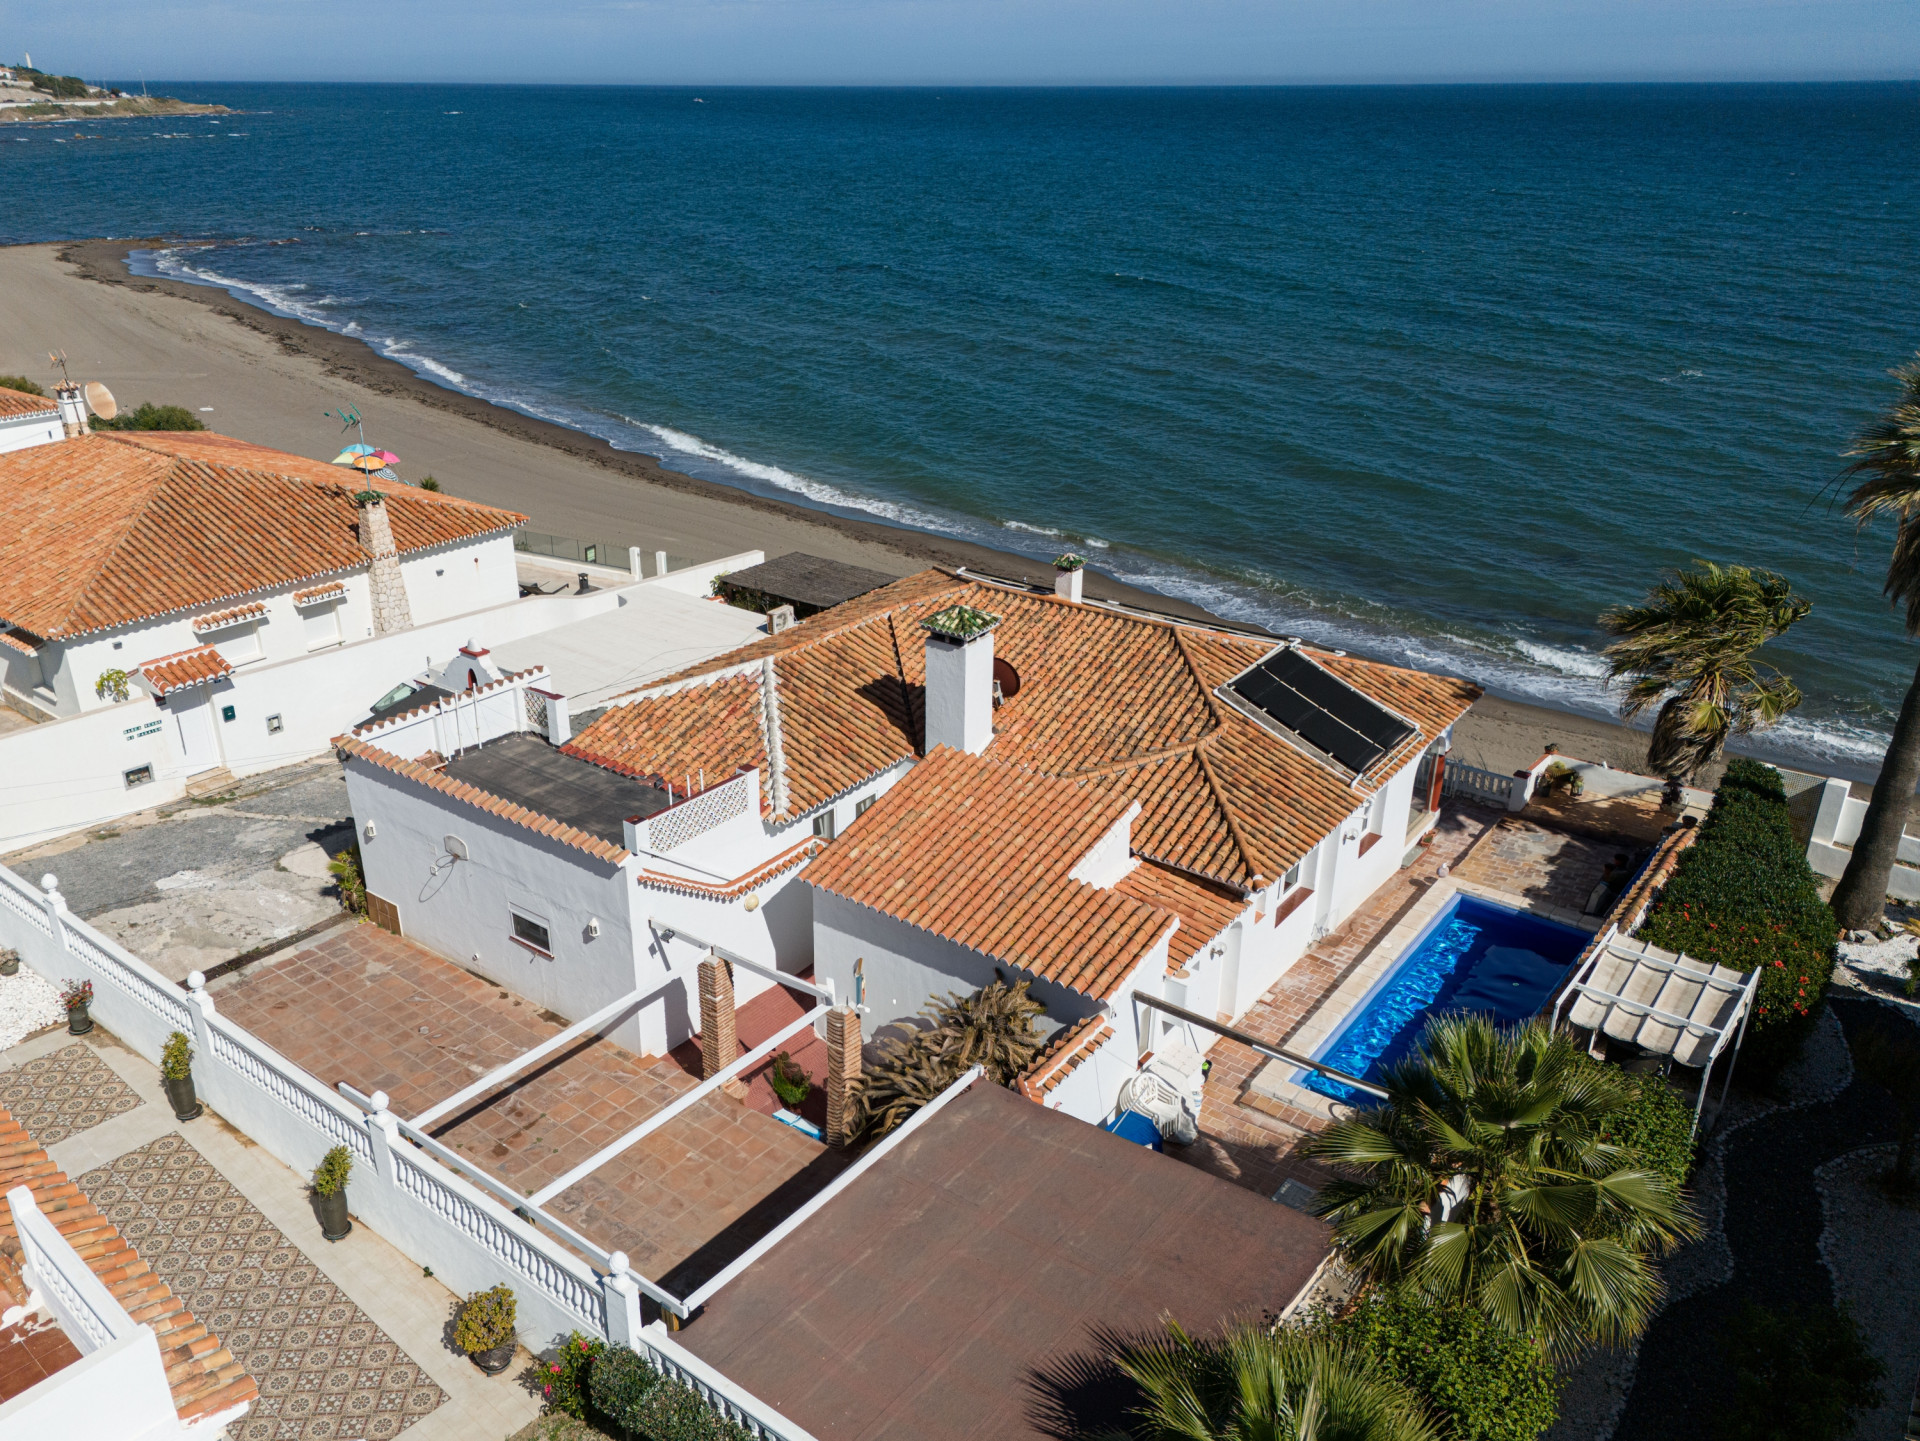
left=0, top=1325, right=189, bottom=1441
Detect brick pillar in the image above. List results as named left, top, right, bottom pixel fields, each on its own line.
left=698, top=953, right=737, bottom=1081
left=358, top=495, right=414, bottom=637
left=824, top=1004, right=862, bottom=1149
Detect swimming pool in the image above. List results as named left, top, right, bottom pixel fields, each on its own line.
left=1300, top=895, right=1589, bottom=1103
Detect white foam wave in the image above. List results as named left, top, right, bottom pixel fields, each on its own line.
left=1003, top=520, right=1063, bottom=538
left=1513, top=639, right=1610, bottom=679
left=637, top=424, right=952, bottom=531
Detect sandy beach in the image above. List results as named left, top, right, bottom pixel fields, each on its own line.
left=0, top=238, right=1686, bottom=779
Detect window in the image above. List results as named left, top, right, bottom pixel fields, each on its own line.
left=123, top=764, right=153, bottom=789
left=302, top=600, right=343, bottom=652
left=510, top=911, right=552, bottom=955
left=855, top=795, right=875, bottom=818
left=813, top=809, right=838, bottom=841
left=1282, top=861, right=1302, bottom=892
left=214, top=623, right=264, bottom=665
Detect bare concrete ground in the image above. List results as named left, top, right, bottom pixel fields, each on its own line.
left=2, top=759, right=356, bottom=982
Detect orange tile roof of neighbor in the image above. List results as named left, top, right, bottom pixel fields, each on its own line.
left=136, top=643, right=234, bottom=695
left=568, top=569, right=1479, bottom=892
left=804, top=746, right=1179, bottom=999
left=0, top=385, right=58, bottom=419
left=0, top=430, right=526, bottom=639
left=0, top=1101, right=257, bottom=1426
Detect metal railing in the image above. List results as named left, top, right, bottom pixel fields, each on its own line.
left=1134, top=994, right=1389, bottom=1099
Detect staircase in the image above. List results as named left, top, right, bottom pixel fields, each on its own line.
left=184, top=767, right=236, bottom=800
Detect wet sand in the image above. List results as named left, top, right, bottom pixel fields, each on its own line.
left=0, top=238, right=1734, bottom=783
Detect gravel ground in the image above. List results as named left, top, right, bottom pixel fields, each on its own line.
left=1819, top=1144, right=1920, bottom=1441
left=1, top=763, right=355, bottom=981
left=1611, top=995, right=1897, bottom=1441
left=0, top=969, right=64, bottom=1050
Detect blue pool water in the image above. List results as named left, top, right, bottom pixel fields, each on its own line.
left=1301, top=896, right=1589, bottom=1103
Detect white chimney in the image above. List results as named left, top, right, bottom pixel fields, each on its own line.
left=1053, top=555, right=1086, bottom=603
left=55, top=384, right=87, bottom=439
left=921, top=604, right=1000, bottom=755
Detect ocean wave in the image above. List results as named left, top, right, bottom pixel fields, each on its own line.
left=634, top=424, right=955, bottom=532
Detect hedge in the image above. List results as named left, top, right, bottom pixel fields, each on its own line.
left=1596, top=1069, right=1698, bottom=1187
left=542, top=1333, right=752, bottom=1441
left=1636, top=758, right=1837, bottom=1069
left=1307, top=1288, right=1559, bottom=1441
left=90, top=402, right=206, bottom=433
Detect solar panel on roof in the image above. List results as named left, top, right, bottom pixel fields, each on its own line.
left=1226, top=648, right=1416, bottom=774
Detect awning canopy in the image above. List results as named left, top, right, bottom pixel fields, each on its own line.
left=1561, top=933, right=1759, bottom=1069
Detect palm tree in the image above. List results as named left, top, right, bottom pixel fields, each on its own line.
left=1301, top=1015, right=1698, bottom=1358
left=1832, top=354, right=1920, bottom=930
left=852, top=977, right=1044, bottom=1137
left=1103, top=1322, right=1439, bottom=1441
left=1599, top=561, right=1811, bottom=786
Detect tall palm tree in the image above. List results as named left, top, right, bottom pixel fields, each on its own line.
left=1599, top=561, right=1811, bottom=786
left=1302, top=1015, right=1698, bottom=1358
left=1103, top=1323, right=1439, bottom=1441
left=1832, top=354, right=1920, bottom=930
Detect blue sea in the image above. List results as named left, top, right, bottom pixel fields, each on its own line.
left=8, top=83, right=1920, bottom=773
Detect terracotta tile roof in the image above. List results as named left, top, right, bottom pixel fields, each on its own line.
left=1015, top=1013, right=1115, bottom=1101
left=573, top=569, right=1480, bottom=890
left=335, top=734, right=631, bottom=865
left=804, top=746, right=1178, bottom=1000
left=1114, top=860, right=1250, bottom=973
left=0, top=386, right=57, bottom=420
left=636, top=836, right=823, bottom=900
left=0, top=1101, right=257, bottom=1425
left=136, top=643, right=234, bottom=695
left=190, top=600, right=268, bottom=632
left=292, top=581, right=347, bottom=605
left=0, top=431, right=525, bottom=639
left=0, top=629, right=38, bottom=657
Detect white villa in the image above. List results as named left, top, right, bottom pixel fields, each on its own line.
left=0, top=384, right=62, bottom=455
left=340, top=566, right=1479, bottom=1125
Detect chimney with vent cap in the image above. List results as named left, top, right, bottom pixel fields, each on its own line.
left=54, top=384, right=87, bottom=438
left=921, top=604, right=1000, bottom=755
left=358, top=493, right=414, bottom=637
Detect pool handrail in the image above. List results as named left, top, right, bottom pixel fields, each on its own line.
left=1134, top=994, right=1390, bottom=1099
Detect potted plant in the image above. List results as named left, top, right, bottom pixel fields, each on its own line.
left=454, top=1283, right=518, bottom=1374
left=768, top=1052, right=812, bottom=1110
left=1053, top=553, right=1087, bottom=572
left=311, top=1145, right=353, bottom=1241
left=159, top=1030, right=204, bottom=1121
left=0, top=949, right=18, bottom=977
left=60, top=979, right=93, bottom=1035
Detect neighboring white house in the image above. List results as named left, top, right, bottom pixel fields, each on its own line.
left=0, top=384, right=62, bottom=455
left=339, top=566, right=1479, bottom=1128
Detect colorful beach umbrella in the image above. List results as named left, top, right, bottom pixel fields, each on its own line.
left=349, top=451, right=400, bottom=472
left=332, top=444, right=376, bottom=465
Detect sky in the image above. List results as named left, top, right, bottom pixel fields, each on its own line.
left=10, top=0, right=1919, bottom=86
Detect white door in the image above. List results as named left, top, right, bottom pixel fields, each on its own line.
left=172, top=691, right=219, bottom=775
left=1217, top=922, right=1243, bottom=1022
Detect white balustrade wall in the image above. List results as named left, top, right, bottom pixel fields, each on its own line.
left=0, top=862, right=811, bottom=1441
left=1806, top=774, right=1920, bottom=902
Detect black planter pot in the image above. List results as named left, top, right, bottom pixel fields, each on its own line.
left=469, top=1343, right=516, bottom=1375
left=66, top=1001, right=92, bottom=1035
left=315, top=1186, right=352, bottom=1241
left=163, top=1074, right=204, bottom=1122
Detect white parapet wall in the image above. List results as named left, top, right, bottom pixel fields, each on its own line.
left=1805, top=774, right=1920, bottom=902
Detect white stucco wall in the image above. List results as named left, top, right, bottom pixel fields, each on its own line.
left=0, top=407, right=63, bottom=455
left=398, top=533, right=519, bottom=628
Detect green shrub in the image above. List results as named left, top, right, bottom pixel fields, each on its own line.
left=767, top=1052, right=811, bottom=1108
left=453, top=1283, right=516, bottom=1352
left=1713, top=1302, right=1884, bottom=1441
left=541, top=1333, right=604, bottom=1418
left=327, top=843, right=367, bottom=915
left=95, top=669, right=131, bottom=703
left=311, top=1144, right=352, bottom=1197
left=91, top=402, right=206, bottom=432
left=1306, top=1287, right=1559, bottom=1441
left=1636, top=759, right=1837, bottom=1069
left=588, top=1345, right=662, bottom=1432
left=160, top=1031, right=193, bottom=1081
left=1596, top=1070, right=1698, bottom=1187
left=0, top=375, right=45, bottom=396
left=31, top=73, right=90, bottom=99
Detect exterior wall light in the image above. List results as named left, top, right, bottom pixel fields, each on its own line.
left=363, top=819, right=377, bottom=840
left=586, top=916, right=602, bottom=938
left=742, top=894, right=760, bottom=913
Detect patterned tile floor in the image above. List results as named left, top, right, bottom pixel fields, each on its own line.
left=0, top=1040, right=142, bottom=1144
left=82, top=1134, right=447, bottom=1441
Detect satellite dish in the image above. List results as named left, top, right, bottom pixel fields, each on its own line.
left=84, top=382, right=117, bottom=420
left=992, top=656, right=1022, bottom=700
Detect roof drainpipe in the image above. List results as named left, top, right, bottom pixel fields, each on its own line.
left=759, top=656, right=789, bottom=817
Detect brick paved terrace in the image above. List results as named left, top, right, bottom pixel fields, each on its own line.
left=1169, top=800, right=1632, bottom=1200
left=213, top=926, right=845, bottom=1297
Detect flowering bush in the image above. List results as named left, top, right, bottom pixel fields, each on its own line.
left=541, top=1333, right=604, bottom=1418
left=1637, top=759, right=1836, bottom=1071
left=58, top=979, right=92, bottom=1011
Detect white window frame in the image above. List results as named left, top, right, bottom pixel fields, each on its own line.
left=509, top=905, right=554, bottom=957
left=813, top=808, right=838, bottom=842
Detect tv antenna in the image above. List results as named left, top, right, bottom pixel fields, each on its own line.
left=48, top=350, right=72, bottom=387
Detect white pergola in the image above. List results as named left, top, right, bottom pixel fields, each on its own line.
left=1554, top=930, right=1763, bottom=1135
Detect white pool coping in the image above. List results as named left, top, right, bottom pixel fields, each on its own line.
left=1244, top=878, right=1602, bottom=1121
